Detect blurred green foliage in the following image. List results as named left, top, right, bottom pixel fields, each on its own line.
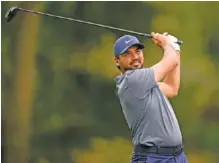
left=2, top=1, right=219, bottom=163
left=73, top=137, right=132, bottom=163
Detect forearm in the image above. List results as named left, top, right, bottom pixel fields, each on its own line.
left=163, top=52, right=180, bottom=91
left=163, top=45, right=180, bottom=68
left=152, top=45, right=179, bottom=82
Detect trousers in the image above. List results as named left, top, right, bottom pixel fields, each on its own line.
left=131, top=151, right=188, bottom=163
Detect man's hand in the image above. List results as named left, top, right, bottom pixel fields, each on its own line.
left=151, top=32, right=181, bottom=52
left=151, top=32, right=172, bottom=49
left=167, top=34, right=181, bottom=52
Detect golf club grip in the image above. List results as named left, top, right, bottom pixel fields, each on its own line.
left=144, top=34, right=183, bottom=45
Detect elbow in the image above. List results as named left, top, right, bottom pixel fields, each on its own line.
left=172, top=90, right=179, bottom=97
left=169, top=89, right=179, bottom=98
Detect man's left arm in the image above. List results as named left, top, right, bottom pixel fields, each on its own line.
left=158, top=51, right=180, bottom=98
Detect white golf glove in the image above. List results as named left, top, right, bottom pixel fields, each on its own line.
left=167, top=34, right=181, bottom=52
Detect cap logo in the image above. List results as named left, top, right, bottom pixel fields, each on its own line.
left=125, top=39, right=133, bottom=44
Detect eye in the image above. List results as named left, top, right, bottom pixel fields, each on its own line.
left=136, top=49, right=141, bottom=54
left=123, top=51, right=131, bottom=56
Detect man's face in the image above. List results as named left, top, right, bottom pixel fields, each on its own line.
left=114, top=46, right=144, bottom=73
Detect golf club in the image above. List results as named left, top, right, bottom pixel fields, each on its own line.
left=5, top=6, right=183, bottom=45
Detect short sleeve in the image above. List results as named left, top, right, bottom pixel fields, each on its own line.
left=126, top=68, right=157, bottom=99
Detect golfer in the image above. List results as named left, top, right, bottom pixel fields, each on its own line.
left=114, top=32, right=188, bottom=163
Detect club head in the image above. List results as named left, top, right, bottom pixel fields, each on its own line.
left=5, top=6, right=20, bottom=22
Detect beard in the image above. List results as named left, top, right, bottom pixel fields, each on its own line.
left=123, top=61, right=144, bottom=71
left=130, top=60, right=143, bottom=69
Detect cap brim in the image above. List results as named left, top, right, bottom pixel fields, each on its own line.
left=119, top=43, right=145, bottom=55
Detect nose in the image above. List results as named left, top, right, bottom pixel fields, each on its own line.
left=132, top=53, right=139, bottom=60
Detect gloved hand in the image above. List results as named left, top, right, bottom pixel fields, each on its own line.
left=151, top=32, right=181, bottom=52
left=164, top=33, right=181, bottom=52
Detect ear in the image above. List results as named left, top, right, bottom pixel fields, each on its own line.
left=114, top=57, right=120, bottom=67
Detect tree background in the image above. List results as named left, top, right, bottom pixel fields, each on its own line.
left=2, top=1, right=219, bottom=163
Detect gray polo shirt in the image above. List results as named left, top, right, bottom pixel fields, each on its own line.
left=114, top=68, right=182, bottom=147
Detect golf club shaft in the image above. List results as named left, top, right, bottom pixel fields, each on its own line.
left=16, top=7, right=183, bottom=45
left=18, top=7, right=151, bottom=37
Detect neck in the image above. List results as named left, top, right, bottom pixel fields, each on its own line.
left=120, top=69, right=126, bottom=75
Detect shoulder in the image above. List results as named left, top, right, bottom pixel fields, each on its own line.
left=125, top=68, right=154, bottom=82
left=125, top=68, right=157, bottom=95
left=122, top=68, right=156, bottom=99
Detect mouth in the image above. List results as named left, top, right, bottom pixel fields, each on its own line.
left=131, top=62, right=140, bottom=67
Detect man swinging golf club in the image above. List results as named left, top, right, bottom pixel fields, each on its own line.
left=5, top=6, right=187, bottom=162
left=114, top=32, right=188, bottom=163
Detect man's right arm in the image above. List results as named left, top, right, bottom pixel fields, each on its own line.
left=150, top=33, right=179, bottom=83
